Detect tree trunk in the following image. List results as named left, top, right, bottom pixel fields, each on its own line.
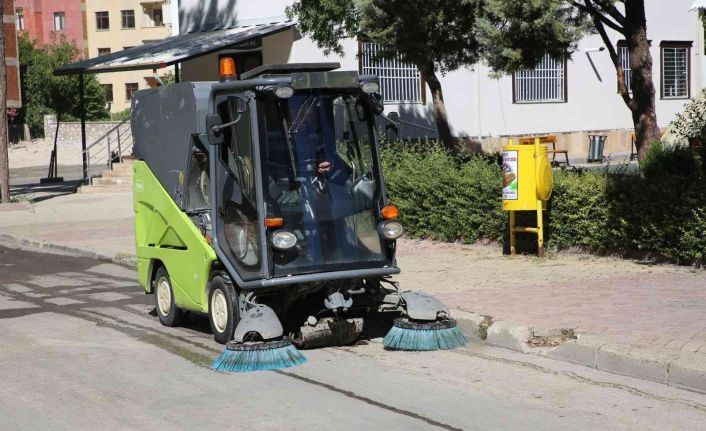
left=624, top=0, right=661, bottom=163
left=418, top=62, right=455, bottom=151
left=0, top=2, right=10, bottom=203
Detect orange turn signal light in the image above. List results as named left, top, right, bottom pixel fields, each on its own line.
left=219, top=57, right=236, bottom=80
left=265, top=217, right=284, bottom=228
left=381, top=205, right=399, bottom=220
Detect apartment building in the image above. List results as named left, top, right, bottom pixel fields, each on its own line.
left=85, top=0, right=172, bottom=114
left=14, top=0, right=87, bottom=56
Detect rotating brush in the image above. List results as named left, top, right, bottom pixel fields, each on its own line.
left=383, top=318, right=467, bottom=351
left=212, top=338, right=307, bottom=373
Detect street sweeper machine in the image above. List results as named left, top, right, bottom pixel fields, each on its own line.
left=132, top=60, right=466, bottom=372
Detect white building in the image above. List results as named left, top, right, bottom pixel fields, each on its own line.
left=175, top=0, right=704, bottom=157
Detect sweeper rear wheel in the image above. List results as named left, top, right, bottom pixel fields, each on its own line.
left=208, top=276, right=238, bottom=345
left=154, top=266, right=183, bottom=327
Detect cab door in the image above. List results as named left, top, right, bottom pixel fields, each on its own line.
left=212, top=94, right=264, bottom=281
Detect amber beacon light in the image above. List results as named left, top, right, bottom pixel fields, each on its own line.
left=219, top=57, right=236, bottom=81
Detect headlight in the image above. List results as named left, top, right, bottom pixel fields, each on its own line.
left=380, top=221, right=403, bottom=240
left=271, top=230, right=297, bottom=250
left=360, top=80, right=380, bottom=94
left=275, top=85, right=294, bottom=99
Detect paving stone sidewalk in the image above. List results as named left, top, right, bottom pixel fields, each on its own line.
left=395, top=240, right=706, bottom=358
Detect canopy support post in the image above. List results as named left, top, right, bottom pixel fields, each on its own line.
left=80, top=73, right=88, bottom=183
left=175, top=63, right=180, bottom=82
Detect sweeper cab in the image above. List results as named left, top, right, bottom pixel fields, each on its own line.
left=132, top=60, right=466, bottom=372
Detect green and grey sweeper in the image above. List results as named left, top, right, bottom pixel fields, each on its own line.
left=131, top=60, right=466, bottom=372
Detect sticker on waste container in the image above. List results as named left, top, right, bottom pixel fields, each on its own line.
left=502, top=150, right=518, bottom=200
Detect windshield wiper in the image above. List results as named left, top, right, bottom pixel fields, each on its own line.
left=282, top=118, right=299, bottom=183
left=287, top=95, right=317, bottom=138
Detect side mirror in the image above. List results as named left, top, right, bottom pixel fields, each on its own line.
left=206, top=114, right=224, bottom=145
left=367, top=93, right=384, bottom=116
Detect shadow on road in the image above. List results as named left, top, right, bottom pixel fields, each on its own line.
left=10, top=180, right=81, bottom=204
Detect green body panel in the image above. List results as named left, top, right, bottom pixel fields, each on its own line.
left=133, top=160, right=217, bottom=313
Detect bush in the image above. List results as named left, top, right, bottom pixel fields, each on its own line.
left=381, top=142, right=504, bottom=243
left=111, top=108, right=132, bottom=122
left=380, top=141, right=706, bottom=265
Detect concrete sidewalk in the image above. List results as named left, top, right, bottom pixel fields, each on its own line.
left=0, top=188, right=135, bottom=265
left=1, top=189, right=705, bottom=393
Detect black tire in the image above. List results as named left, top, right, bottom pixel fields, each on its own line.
left=208, top=276, right=238, bottom=345
left=154, top=266, right=182, bottom=327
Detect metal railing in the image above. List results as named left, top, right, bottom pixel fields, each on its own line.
left=83, top=118, right=134, bottom=183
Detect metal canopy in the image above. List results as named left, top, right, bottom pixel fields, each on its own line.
left=54, top=21, right=295, bottom=76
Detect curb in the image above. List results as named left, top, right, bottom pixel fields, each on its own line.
left=0, top=234, right=138, bottom=269
left=451, top=308, right=706, bottom=395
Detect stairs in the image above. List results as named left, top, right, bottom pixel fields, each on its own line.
left=78, top=158, right=134, bottom=194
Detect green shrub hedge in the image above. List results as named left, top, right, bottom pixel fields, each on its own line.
left=380, top=141, right=706, bottom=265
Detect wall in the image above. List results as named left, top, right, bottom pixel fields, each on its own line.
left=178, top=0, right=291, bottom=33
left=14, top=0, right=86, bottom=56
left=43, top=114, right=122, bottom=146
left=84, top=0, right=172, bottom=113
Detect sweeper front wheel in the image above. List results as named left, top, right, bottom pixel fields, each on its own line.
left=208, top=276, right=238, bottom=345
left=154, top=266, right=183, bottom=327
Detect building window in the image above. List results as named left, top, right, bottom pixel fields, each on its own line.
left=617, top=41, right=632, bottom=93
left=125, top=83, right=139, bottom=100
left=102, top=84, right=114, bottom=103
left=121, top=10, right=135, bottom=29
left=97, top=48, right=111, bottom=57
left=151, top=8, right=164, bottom=26
left=96, top=11, right=109, bottom=30
left=661, top=41, right=691, bottom=99
left=512, top=54, right=567, bottom=103
left=16, top=8, right=24, bottom=31
left=53, top=12, right=66, bottom=31
left=359, top=42, right=422, bottom=104
left=123, top=46, right=135, bottom=51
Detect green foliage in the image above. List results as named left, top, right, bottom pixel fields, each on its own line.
left=161, top=70, right=177, bottom=85
left=286, top=0, right=359, bottom=56
left=667, top=88, right=706, bottom=145
left=381, top=142, right=504, bottom=243
left=477, top=0, right=588, bottom=74
left=382, top=141, right=706, bottom=265
left=289, top=0, right=481, bottom=71
left=111, top=108, right=132, bottom=122
left=19, top=33, right=108, bottom=137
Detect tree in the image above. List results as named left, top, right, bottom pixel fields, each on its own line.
left=18, top=33, right=108, bottom=137
left=479, top=0, right=661, bottom=163
left=0, top=2, right=9, bottom=203
left=288, top=0, right=482, bottom=150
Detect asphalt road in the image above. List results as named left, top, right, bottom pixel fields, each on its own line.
left=1, top=244, right=706, bottom=431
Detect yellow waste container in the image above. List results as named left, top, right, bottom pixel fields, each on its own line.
left=502, top=138, right=554, bottom=256
left=502, top=142, right=553, bottom=210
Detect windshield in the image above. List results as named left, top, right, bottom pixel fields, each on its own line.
left=259, top=92, right=388, bottom=276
